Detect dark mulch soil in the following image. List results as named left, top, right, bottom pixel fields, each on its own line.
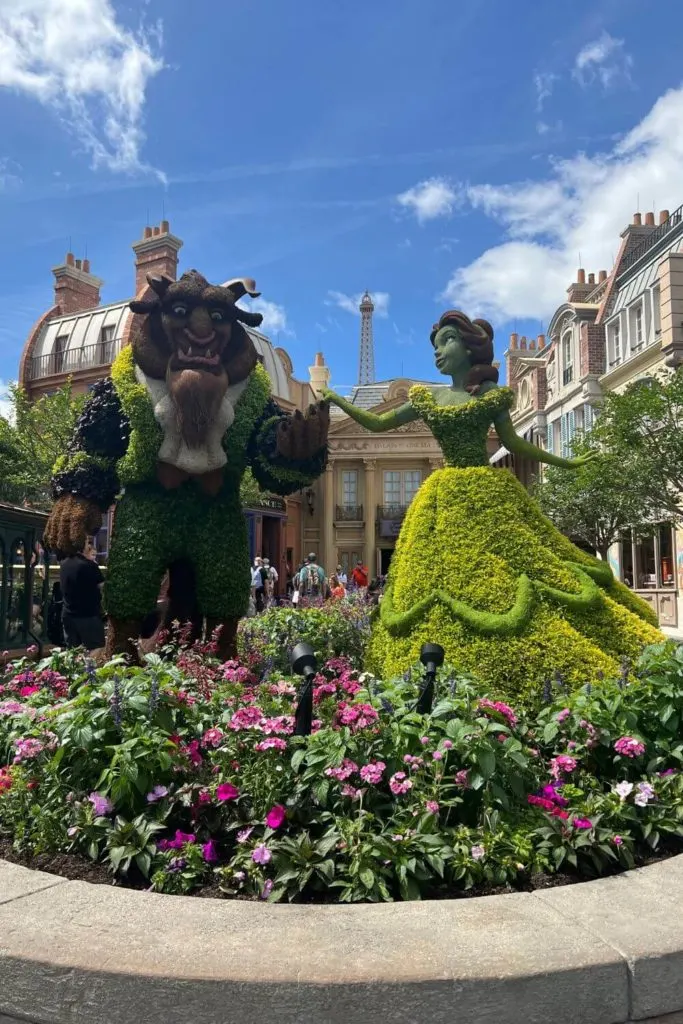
left=2, top=835, right=681, bottom=902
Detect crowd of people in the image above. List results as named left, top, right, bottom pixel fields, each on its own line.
left=248, top=552, right=385, bottom=614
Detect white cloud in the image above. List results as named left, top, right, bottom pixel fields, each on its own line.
left=442, top=85, right=683, bottom=323
left=0, top=379, right=15, bottom=422
left=0, top=0, right=164, bottom=177
left=573, top=32, right=633, bottom=89
left=326, top=290, right=390, bottom=318
left=396, top=177, right=459, bottom=223
left=534, top=71, right=558, bottom=112
left=243, top=298, right=290, bottom=338
left=0, top=157, right=22, bottom=190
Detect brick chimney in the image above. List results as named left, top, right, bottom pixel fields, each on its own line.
left=567, top=268, right=594, bottom=303
left=52, top=252, right=103, bottom=315
left=132, top=220, right=183, bottom=295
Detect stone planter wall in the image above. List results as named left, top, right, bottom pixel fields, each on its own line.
left=2, top=855, right=683, bottom=1024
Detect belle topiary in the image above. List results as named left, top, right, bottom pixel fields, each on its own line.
left=44, top=271, right=329, bottom=661
left=323, top=309, right=661, bottom=702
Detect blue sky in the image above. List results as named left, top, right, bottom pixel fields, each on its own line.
left=2, top=0, right=683, bottom=398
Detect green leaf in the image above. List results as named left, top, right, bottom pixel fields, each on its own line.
left=476, top=747, right=495, bottom=779
left=290, top=749, right=306, bottom=772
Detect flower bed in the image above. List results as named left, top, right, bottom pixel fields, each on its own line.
left=1, top=630, right=683, bottom=903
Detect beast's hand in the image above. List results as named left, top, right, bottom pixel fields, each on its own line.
left=44, top=495, right=103, bottom=556
left=275, top=401, right=330, bottom=461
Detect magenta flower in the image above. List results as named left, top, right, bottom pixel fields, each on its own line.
left=265, top=804, right=286, bottom=829
left=389, top=771, right=413, bottom=795
left=255, top=737, right=288, bottom=752
left=228, top=706, right=265, bottom=731
left=158, top=829, right=196, bottom=851
left=88, top=792, right=113, bottom=816
left=337, top=703, right=379, bottom=732
left=216, top=782, right=239, bottom=802
left=202, top=840, right=219, bottom=863
left=614, top=736, right=645, bottom=758
left=613, top=835, right=623, bottom=846
left=252, top=844, right=272, bottom=865
left=550, top=755, right=578, bottom=778
left=454, top=769, right=470, bottom=787
left=420, top=736, right=430, bottom=746
left=425, top=800, right=440, bottom=814
left=442, top=739, right=453, bottom=750
left=572, top=817, right=593, bottom=830
left=202, top=727, right=224, bottom=748
left=359, top=761, right=385, bottom=784
left=432, top=750, right=444, bottom=761
left=477, top=698, right=518, bottom=727
left=19, top=685, right=41, bottom=697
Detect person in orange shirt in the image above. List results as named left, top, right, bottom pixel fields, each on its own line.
left=328, top=573, right=346, bottom=600
left=351, top=560, right=368, bottom=589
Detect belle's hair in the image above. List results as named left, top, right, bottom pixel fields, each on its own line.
left=430, top=310, right=498, bottom=394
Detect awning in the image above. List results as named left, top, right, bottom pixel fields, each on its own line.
left=489, top=446, right=511, bottom=465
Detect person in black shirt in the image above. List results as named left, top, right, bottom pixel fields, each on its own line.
left=59, top=538, right=105, bottom=651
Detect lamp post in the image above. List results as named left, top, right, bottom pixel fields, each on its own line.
left=291, top=642, right=317, bottom=735
left=416, top=642, right=445, bottom=714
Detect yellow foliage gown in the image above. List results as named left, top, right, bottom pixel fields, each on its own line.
left=367, top=385, right=662, bottom=701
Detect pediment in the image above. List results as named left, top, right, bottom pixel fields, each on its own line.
left=329, top=399, right=432, bottom=438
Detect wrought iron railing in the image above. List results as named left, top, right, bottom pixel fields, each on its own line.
left=335, top=504, right=364, bottom=521
left=28, top=340, right=116, bottom=380
left=376, top=504, right=408, bottom=521
left=618, top=204, right=683, bottom=277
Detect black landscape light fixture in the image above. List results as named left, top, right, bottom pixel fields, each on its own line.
left=416, top=642, right=445, bottom=715
left=291, top=642, right=317, bottom=735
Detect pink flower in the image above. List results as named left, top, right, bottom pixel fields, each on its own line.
left=228, top=706, right=265, bottom=731
left=432, top=750, right=444, bottom=761
left=556, top=708, right=571, bottom=723
left=202, top=727, right=224, bottom=748
left=420, top=736, right=430, bottom=746
left=198, top=789, right=212, bottom=805
left=614, top=736, right=645, bottom=758
left=146, top=785, right=169, bottom=803
left=325, top=758, right=358, bottom=781
left=216, top=782, right=239, bottom=802
left=442, top=739, right=453, bottom=750
left=260, top=715, right=295, bottom=736
left=425, top=800, right=440, bottom=814
left=477, top=698, right=518, bottom=727
left=181, top=739, right=203, bottom=766
left=237, top=827, right=254, bottom=844
left=613, top=835, right=623, bottom=846
left=88, top=792, right=113, bottom=816
left=12, top=737, right=44, bottom=763
left=389, top=771, right=413, bottom=795
left=0, top=767, right=13, bottom=793
left=202, top=840, right=219, bottom=863
left=359, top=761, right=385, bottom=784
left=337, top=703, right=379, bottom=732
left=528, top=795, right=556, bottom=812
left=403, top=754, right=424, bottom=770
left=19, top=685, right=41, bottom=697
left=265, top=804, right=286, bottom=829
left=454, top=769, right=470, bottom=787
left=0, top=701, right=25, bottom=716
left=572, top=817, right=593, bottom=830
left=470, top=845, right=485, bottom=861
left=497, top=734, right=507, bottom=743
left=550, top=755, right=578, bottom=778
left=252, top=844, right=272, bottom=865
left=255, top=737, right=287, bottom=752
left=158, top=830, right=195, bottom=851
left=270, top=681, right=296, bottom=697
left=340, top=784, right=362, bottom=799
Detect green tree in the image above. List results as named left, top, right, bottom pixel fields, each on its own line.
left=0, top=382, right=84, bottom=510
left=595, top=368, right=683, bottom=525
left=535, top=433, right=656, bottom=560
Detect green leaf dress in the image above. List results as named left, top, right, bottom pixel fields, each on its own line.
left=367, top=385, right=662, bottom=702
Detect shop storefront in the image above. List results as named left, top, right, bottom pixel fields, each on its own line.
left=617, top=524, right=678, bottom=627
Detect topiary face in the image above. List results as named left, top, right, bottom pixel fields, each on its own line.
left=432, top=324, right=470, bottom=378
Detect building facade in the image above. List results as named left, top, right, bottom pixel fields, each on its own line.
left=18, top=222, right=316, bottom=578
left=500, top=206, right=683, bottom=626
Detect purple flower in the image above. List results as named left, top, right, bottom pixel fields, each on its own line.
left=202, top=840, right=219, bottom=863
left=252, top=844, right=272, bottom=865
left=88, top=792, right=113, bottom=816
left=614, top=781, right=633, bottom=800
left=556, top=708, right=571, bottom=723
left=634, top=782, right=655, bottom=807
left=146, top=785, right=169, bottom=803
left=260, top=879, right=274, bottom=900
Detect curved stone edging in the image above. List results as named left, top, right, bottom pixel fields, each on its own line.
left=1, top=856, right=683, bottom=1024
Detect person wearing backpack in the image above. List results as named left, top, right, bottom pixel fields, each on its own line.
left=297, top=553, right=326, bottom=601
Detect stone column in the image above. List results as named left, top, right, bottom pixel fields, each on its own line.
left=363, top=458, right=377, bottom=574
left=428, top=456, right=443, bottom=475
left=323, top=465, right=335, bottom=572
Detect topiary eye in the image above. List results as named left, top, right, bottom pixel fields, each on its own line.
left=210, top=310, right=224, bottom=323
left=171, top=304, right=188, bottom=317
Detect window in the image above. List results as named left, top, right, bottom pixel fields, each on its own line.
left=341, top=470, right=358, bottom=507
left=653, top=285, right=661, bottom=336
left=382, top=470, right=422, bottom=507
left=583, top=404, right=595, bottom=432
left=609, top=320, right=621, bottom=367
left=52, top=335, right=68, bottom=374
left=633, top=304, right=644, bottom=351
left=561, top=331, right=573, bottom=386
left=620, top=525, right=676, bottom=590
left=560, top=410, right=576, bottom=458
left=98, top=324, right=115, bottom=363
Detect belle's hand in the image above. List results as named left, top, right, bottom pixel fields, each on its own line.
left=319, top=387, right=336, bottom=404
left=567, top=452, right=599, bottom=468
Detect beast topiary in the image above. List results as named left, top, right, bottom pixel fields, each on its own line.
left=323, top=309, right=661, bottom=701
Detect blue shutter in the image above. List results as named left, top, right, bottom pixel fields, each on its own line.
left=584, top=404, right=593, bottom=432
left=546, top=420, right=554, bottom=454
left=560, top=414, right=568, bottom=458
left=567, top=410, right=576, bottom=453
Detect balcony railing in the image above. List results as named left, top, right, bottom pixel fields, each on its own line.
left=376, top=504, right=408, bottom=521
left=28, top=340, right=116, bottom=381
left=618, top=203, right=683, bottom=277
left=562, top=366, right=574, bottom=386
left=335, top=504, right=364, bottom=521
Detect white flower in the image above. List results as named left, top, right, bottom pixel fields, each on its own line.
left=614, top=781, right=634, bottom=800
left=634, top=792, right=649, bottom=807
left=470, top=845, right=485, bottom=861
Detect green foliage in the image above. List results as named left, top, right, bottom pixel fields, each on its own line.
left=2, top=641, right=683, bottom=901
left=595, top=367, right=683, bottom=524
left=237, top=599, right=371, bottom=674
left=409, top=384, right=515, bottom=468
left=0, top=383, right=84, bottom=509
left=110, top=347, right=162, bottom=487
left=535, top=430, right=660, bottom=558
left=369, top=466, right=661, bottom=703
